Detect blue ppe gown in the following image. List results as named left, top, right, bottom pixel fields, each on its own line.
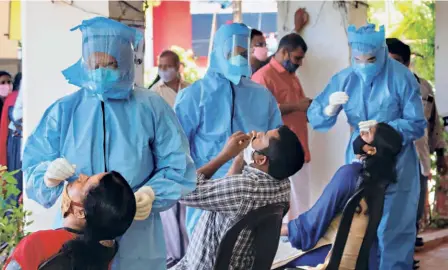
left=307, top=55, right=426, bottom=270
left=22, top=17, right=196, bottom=270
left=174, top=23, right=283, bottom=236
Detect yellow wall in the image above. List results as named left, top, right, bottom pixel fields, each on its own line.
left=0, top=1, right=19, bottom=60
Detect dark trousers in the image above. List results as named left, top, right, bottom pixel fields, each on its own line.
left=417, top=173, right=428, bottom=231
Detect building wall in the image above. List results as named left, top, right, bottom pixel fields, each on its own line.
left=0, top=1, right=20, bottom=74
left=152, top=1, right=192, bottom=66
left=277, top=1, right=367, bottom=206
left=435, top=1, right=448, bottom=119
left=22, top=0, right=110, bottom=232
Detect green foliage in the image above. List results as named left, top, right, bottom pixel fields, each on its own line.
left=368, top=0, right=435, bottom=83
left=169, top=45, right=203, bottom=84
left=0, top=168, right=32, bottom=266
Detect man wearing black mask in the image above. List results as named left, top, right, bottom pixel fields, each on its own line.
left=252, top=32, right=313, bottom=222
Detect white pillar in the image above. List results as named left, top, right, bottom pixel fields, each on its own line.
left=22, top=0, right=110, bottom=232
left=435, top=1, right=448, bottom=127
left=277, top=1, right=367, bottom=205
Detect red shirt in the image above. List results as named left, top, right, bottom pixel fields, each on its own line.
left=0, top=91, right=18, bottom=166
left=252, top=58, right=310, bottom=162
left=3, top=229, right=75, bottom=270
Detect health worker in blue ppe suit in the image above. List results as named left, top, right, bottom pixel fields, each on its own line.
left=174, top=23, right=283, bottom=236
left=22, top=17, right=196, bottom=270
left=307, top=24, right=426, bottom=269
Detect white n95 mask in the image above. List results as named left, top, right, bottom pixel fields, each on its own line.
left=243, top=139, right=256, bottom=165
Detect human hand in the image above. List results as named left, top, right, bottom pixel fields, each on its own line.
left=134, top=186, right=155, bottom=221
left=436, top=155, right=448, bottom=176
left=324, top=92, right=349, bottom=116
left=360, top=126, right=377, bottom=144
left=281, top=224, right=289, bottom=236
left=294, top=8, right=309, bottom=33
left=329, top=92, right=349, bottom=106
left=220, top=131, right=251, bottom=160
left=359, top=120, right=378, bottom=133
left=297, top=97, right=312, bottom=112
left=44, top=158, right=76, bottom=187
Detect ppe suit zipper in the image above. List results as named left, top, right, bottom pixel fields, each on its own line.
left=230, top=82, right=236, bottom=133
left=101, top=101, right=108, bottom=171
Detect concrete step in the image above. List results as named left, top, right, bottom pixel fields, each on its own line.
left=415, top=228, right=448, bottom=253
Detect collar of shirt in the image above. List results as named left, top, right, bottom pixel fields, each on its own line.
left=242, top=166, right=277, bottom=181
left=269, top=57, right=289, bottom=74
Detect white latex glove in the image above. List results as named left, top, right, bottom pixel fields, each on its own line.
left=44, top=158, right=76, bottom=187
left=359, top=120, right=378, bottom=133
left=324, top=92, right=349, bottom=116
left=134, top=186, right=156, bottom=221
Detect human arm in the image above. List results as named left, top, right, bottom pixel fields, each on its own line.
left=144, top=97, right=197, bottom=213
left=180, top=173, right=253, bottom=213
left=386, top=79, right=426, bottom=144
left=415, top=129, right=432, bottom=177
left=294, top=8, right=309, bottom=33
left=197, top=131, right=250, bottom=178
left=428, top=98, right=447, bottom=175
left=22, top=104, right=65, bottom=208
left=287, top=164, right=359, bottom=250
left=307, top=75, right=345, bottom=132
left=278, top=99, right=312, bottom=115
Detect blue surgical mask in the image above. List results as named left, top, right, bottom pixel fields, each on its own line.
left=282, top=53, right=300, bottom=73
left=229, top=55, right=248, bottom=67
left=88, top=67, right=120, bottom=84
left=282, top=60, right=300, bottom=74
left=353, top=62, right=378, bottom=84
left=86, top=68, right=121, bottom=100
left=351, top=47, right=387, bottom=85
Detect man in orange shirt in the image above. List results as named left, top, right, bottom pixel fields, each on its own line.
left=252, top=33, right=312, bottom=222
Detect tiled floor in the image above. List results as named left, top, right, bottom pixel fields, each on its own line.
left=415, top=242, right=448, bottom=269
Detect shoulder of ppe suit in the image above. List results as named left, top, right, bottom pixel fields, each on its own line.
left=39, top=90, right=84, bottom=122
left=240, top=77, right=274, bottom=96
left=173, top=80, right=203, bottom=106
left=133, top=87, right=174, bottom=113
left=389, top=61, right=421, bottom=94
left=327, top=68, right=354, bottom=88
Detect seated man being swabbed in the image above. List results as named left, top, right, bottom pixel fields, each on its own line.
left=3, top=171, right=136, bottom=270
left=172, top=126, right=305, bottom=270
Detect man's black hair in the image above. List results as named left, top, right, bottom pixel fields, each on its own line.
left=250, top=29, right=264, bottom=41
left=277, top=33, right=308, bottom=53
left=261, top=125, right=305, bottom=180
left=386, top=38, right=411, bottom=65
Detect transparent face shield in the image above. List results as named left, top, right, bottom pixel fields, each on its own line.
left=223, top=34, right=251, bottom=76
left=80, top=35, right=135, bottom=96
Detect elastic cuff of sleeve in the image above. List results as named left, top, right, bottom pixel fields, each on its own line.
left=324, top=105, right=337, bottom=117
left=138, top=186, right=155, bottom=202
left=44, top=176, right=60, bottom=188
